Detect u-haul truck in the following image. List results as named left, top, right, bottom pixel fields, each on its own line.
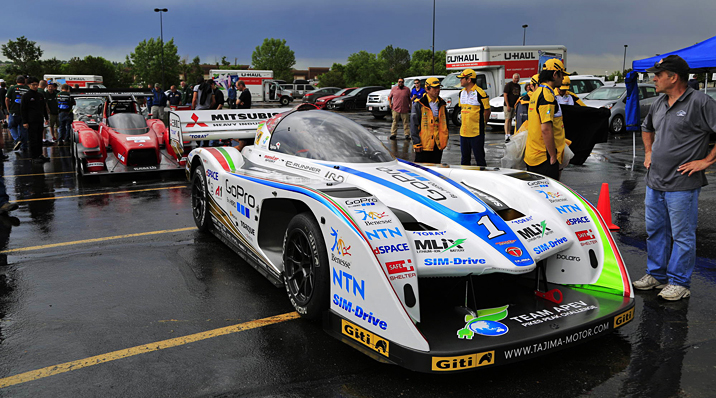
left=211, top=69, right=293, bottom=106
left=44, top=74, right=105, bottom=88
left=440, top=45, right=566, bottom=126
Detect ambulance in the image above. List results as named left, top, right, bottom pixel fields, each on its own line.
left=210, top=70, right=293, bottom=106
left=441, top=45, right=566, bottom=126
left=43, top=74, right=105, bottom=88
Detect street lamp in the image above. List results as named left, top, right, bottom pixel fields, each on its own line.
left=431, top=0, right=436, bottom=74
left=622, top=44, right=628, bottom=79
left=522, top=25, right=528, bottom=46
left=154, top=8, right=168, bottom=90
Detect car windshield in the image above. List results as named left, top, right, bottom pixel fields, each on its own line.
left=108, top=113, right=149, bottom=135
left=74, top=98, right=103, bottom=116
left=269, top=110, right=394, bottom=163
left=441, top=73, right=462, bottom=89
left=334, top=88, right=354, bottom=96
left=585, top=87, right=625, bottom=101
left=343, top=88, right=362, bottom=97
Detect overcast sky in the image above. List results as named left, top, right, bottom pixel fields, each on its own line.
left=0, top=0, right=713, bottom=75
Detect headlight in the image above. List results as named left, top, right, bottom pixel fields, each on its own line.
left=335, top=100, right=344, bottom=104
left=445, top=97, right=452, bottom=107
left=603, top=102, right=616, bottom=110
left=380, top=95, right=387, bottom=102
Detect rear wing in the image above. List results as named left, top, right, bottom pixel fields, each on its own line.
left=168, top=108, right=291, bottom=161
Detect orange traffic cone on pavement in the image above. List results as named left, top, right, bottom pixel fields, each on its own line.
left=597, top=183, right=620, bottom=231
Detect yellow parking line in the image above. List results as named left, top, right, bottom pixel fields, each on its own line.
left=0, top=226, right=196, bottom=253
left=5, top=171, right=75, bottom=178
left=0, top=312, right=300, bottom=389
left=11, top=185, right=187, bottom=203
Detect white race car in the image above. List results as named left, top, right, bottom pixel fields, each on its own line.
left=182, top=108, right=635, bottom=373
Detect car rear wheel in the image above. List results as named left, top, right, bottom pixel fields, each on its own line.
left=191, top=164, right=211, bottom=231
left=282, top=212, right=329, bottom=319
left=610, top=115, right=625, bottom=134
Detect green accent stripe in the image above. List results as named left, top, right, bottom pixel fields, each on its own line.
left=557, top=182, right=626, bottom=296
left=216, top=147, right=236, bottom=171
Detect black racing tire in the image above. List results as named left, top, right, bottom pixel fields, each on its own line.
left=452, top=106, right=462, bottom=126
left=191, top=164, right=211, bottom=232
left=282, top=212, right=329, bottom=319
left=280, top=96, right=290, bottom=106
left=610, top=114, right=625, bottom=134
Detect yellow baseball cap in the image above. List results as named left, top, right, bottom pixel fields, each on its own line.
left=543, top=58, right=570, bottom=75
left=530, top=74, right=539, bottom=85
left=456, top=69, right=477, bottom=79
left=425, top=77, right=441, bottom=88
left=560, top=76, right=571, bottom=90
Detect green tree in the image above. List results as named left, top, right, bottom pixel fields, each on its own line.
left=186, top=56, right=203, bottom=85
left=1, top=36, right=43, bottom=76
left=251, top=38, right=296, bottom=82
left=126, top=37, right=181, bottom=88
left=317, top=63, right=346, bottom=88
left=343, top=51, right=384, bottom=87
left=406, top=49, right=447, bottom=77
left=64, top=55, right=129, bottom=87
left=378, top=45, right=410, bottom=84
left=220, top=56, right=231, bottom=67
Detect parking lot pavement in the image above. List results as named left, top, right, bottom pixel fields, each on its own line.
left=0, top=117, right=715, bottom=397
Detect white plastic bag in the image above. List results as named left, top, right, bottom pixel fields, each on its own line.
left=501, top=129, right=528, bottom=169
left=561, top=144, right=574, bottom=170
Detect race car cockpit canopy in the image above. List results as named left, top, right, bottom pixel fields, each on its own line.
left=268, top=110, right=394, bottom=163
left=107, top=113, right=150, bottom=135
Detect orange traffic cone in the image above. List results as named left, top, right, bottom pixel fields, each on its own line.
left=597, top=183, right=619, bottom=231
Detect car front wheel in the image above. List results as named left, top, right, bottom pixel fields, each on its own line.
left=610, top=114, right=625, bottom=134
left=282, top=212, right=329, bottom=319
left=191, top=164, right=211, bottom=231
left=452, top=106, right=462, bottom=126
left=280, top=97, right=290, bottom=106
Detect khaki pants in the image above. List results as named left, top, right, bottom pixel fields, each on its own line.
left=391, top=111, right=410, bottom=136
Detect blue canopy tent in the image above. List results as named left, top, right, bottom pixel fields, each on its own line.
left=626, top=35, right=716, bottom=162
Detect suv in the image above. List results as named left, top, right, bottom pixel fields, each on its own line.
left=367, top=75, right=445, bottom=119
left=487, top=75, right=605, bottom=129
left=582, top=83, right=661, bottom=134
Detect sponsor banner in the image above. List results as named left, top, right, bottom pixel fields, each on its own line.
left=170, top=109, right=292, bottom=135
left=431, top=351, right=495, bottom=371
left=342, top=319, right=389, bottom=358
left=614, top=308, right=634, bottom=328
left=508, top=300, right=597, bottom=327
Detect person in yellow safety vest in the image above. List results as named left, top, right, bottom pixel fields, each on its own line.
left=525, top=58, right=569, bottom=180
left=555, top=76, right=587, bottom=106
left=514, top=74, right=539, bottom=135
left=457, top=69, right=491, bottom=166
left=410, top=77, right=448, bottom=164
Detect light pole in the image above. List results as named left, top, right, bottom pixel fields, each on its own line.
left=431, top=0, right=436, bottom=74
left=622, top=44, right=628, bottom=79
left=522, top=25, right=528, bottom=46
left=154, top=8, right=168, bottom=90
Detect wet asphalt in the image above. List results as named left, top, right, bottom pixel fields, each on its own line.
left=0, top=110, right=715, bottom=397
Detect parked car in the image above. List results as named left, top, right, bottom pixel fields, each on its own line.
left=315, top=87, right=357, bottom=109
left=582, top=83, right=661, bottom=134
left=487, top=75, right=605, bottom=130
left=326, top=86, right=384, bottom=111
left=366, top=75, right=445, bottom=119
left=302, top=87, right=341, bottom=104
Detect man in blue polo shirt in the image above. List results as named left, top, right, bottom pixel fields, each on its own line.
left=633, top=55, right=716, bottom=300
left=411, top=79, right=426, bottom=102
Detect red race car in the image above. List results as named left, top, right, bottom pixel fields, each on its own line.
left=72, top=93, right=182, bottom=175
left=313, top=87, right=357, bottom=109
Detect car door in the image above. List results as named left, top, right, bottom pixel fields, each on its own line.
left=639, top=86, right=659, bottom=120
